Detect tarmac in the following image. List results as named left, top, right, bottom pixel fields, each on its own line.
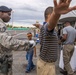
left=0, top=30, right=63, bottom=75
left=12, top=44, right=63, bottom=75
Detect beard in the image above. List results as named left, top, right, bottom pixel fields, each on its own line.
left=2, top=18, right=10, bottom=22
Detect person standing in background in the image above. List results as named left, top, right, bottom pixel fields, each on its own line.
left=60, top=21, right=76, bottom=75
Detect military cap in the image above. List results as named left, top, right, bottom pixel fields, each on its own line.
left=0, top=6, right=12, bottom=12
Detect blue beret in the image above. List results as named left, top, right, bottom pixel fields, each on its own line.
left=0, top=6, right=12, bottom=12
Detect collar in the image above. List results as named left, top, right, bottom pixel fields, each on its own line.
left=0, top=18, right=6, bottom=32
left=43, top=22, right=47, bottom=25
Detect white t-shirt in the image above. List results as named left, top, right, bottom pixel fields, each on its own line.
left=29, top=40, right=36, bottom=47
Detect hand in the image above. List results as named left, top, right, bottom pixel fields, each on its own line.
left=53, top=0, right=76, bottom=15
left=29, top=44, right=33, bottom=48
left=25, top=43, right=30, bottom=51
left=33, top=24, right=41, bottom=28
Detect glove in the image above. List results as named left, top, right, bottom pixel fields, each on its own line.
left=25, top=42, right=33, bottom=51
left=29, top=44, right=33, bottom=48
left=25, top=42, right=30, bottom=51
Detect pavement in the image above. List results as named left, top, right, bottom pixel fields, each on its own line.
left=0, top=30, right=64, bottom=75
left=12, top=44, right=63, bottom=75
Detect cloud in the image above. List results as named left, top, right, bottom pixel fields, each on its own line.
left=19, top=4, right=38, bottom=12
left=0, top=0, right=76, bottom=27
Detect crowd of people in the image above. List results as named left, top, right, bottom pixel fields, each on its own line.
left=0, top=0, right=76, bottom=75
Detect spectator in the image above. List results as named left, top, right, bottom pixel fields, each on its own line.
left=35, top=30, right=40, bottom=44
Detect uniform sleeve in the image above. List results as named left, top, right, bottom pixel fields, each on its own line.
left=0, top=33, right=29, bottom=51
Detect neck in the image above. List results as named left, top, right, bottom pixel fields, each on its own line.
left=45, top=19, right=49, bottom=23
left=29, top=38, right=32, bottom=40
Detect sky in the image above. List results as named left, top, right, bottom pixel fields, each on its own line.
left=0, top=0, right=76, bottom=27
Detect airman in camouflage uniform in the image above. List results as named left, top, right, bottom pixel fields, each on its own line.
left=0, top=6, right=29, bottom=75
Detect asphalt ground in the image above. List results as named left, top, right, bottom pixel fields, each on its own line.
left=0, top=30, right=66, bottom=75
left=12, top=44, right=63, bottom=75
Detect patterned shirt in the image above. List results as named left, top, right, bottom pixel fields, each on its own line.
left=39, top=23, right=59, bottom=63
left=0, top=18, right=29, bottom=58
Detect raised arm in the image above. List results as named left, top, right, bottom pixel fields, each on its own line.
left=48, top=0, right=76, bottom=30
left=33, top=23, right=42, bottom=29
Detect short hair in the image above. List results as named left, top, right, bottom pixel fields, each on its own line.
left=27, top=32, right=32, bottom=37
left=44, top=7, right=53, bottom=20
left=64, top=21, right=71, bottom=25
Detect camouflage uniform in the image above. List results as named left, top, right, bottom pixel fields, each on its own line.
left=0, top=18, right=29, bottom=74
